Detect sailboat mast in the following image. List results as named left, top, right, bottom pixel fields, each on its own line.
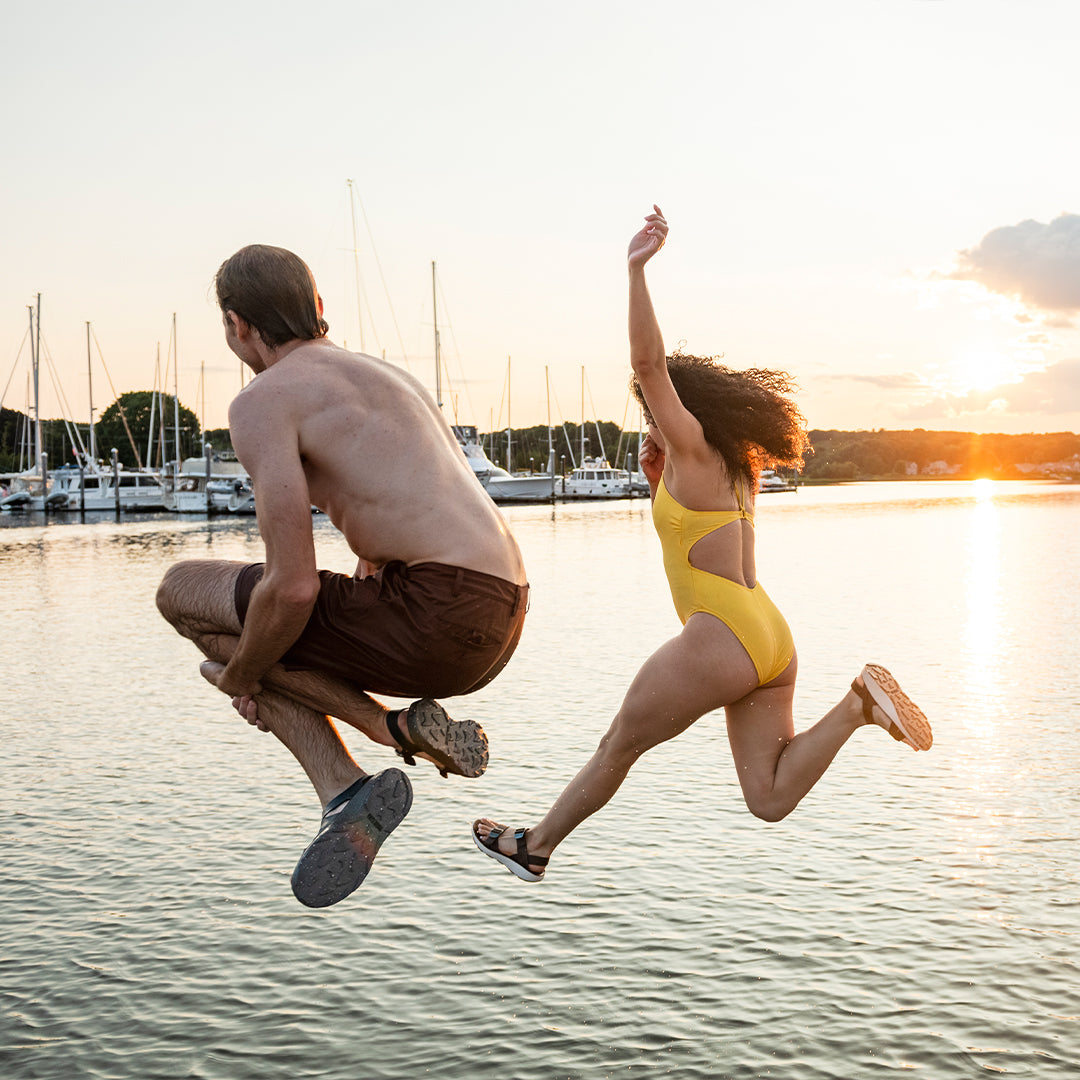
left=506, top=356, right=512, bottom=471
left=546, top=365, right=554, bottom=491
left=432, top=261, right=442, bottom=409
left=23, top=372, right=30, bottom=471
left=348, top=179, right=365, bottom=352
left=32, top=295, right=42, bottom=471
left=172, top=313, right=180, bottom=464
left=146, top=344, right=159, bottom=468
left=157, top=345, right=168, bottom=469
left=86, top=321, right=97, bottom=463
left=580, top=365, right=585, bottom=465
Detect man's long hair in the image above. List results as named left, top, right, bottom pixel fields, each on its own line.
left=214, top=244, right=329, bottom=348
left=630, top=352, right=811, bottom=488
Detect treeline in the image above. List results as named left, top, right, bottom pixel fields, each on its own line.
left=803, top=429, right=1080, bottom=480
left=479, top=421, right=637, bottom=473
left=5, top=396, right=1078, bottom=480
left=484, top=424, right=1080, bottom=478
left=1, top=393, right=203, bottom=471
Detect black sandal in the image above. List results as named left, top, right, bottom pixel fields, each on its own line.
left=472, top=821, right=548, bottom=882
left=386, top=699, right=489, bottom=779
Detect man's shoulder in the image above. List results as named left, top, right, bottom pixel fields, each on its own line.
left=232, top=344, right=429, bottom=431
left=227, top=369, right=306, bottom=437
left=228, top=376, right=272, bottom=421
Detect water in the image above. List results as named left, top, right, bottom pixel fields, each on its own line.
left=2, top=481, right=1079, bottom=1079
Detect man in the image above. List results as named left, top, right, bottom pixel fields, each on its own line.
left=156, top=244, right=528, bottom=907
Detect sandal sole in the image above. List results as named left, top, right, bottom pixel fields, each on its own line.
left=862, top=664, right=933, bottom=751
left=291, top=768, right=413, bottom=907
left=408, top=699, right=489, bottom=778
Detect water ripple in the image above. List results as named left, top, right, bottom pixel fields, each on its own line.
left=4, top=489, right=1080, bottom=1078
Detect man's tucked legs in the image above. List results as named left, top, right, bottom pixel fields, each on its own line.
left=158, top=560, right=394, bottom=746
left=207, top=675, right=365, bottom=806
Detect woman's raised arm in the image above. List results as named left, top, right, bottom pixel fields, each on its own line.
left=628, top=206, right=704, bottom=459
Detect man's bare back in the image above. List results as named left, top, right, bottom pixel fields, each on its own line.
left=229, top=340, right=525, bottom=584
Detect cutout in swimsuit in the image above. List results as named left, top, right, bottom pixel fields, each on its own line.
left=652, top=475, right=793, bottom=685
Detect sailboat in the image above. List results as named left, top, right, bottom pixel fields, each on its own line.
left=429, top=265, right=555, bottom=503
left=1, top=297, right=64, bottom=511
left=558, top=367, right=630, bottom=499
left=44, top=322, right=167, bottom=512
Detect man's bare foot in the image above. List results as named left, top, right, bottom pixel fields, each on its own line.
left=386, top=699, right=489, bottom=778
left=472, top=818, right=549, bottom=881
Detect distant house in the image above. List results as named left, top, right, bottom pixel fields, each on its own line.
left=921, top=460, right=959, bottom=476
left=1037, top=455, right=1080, bottom=478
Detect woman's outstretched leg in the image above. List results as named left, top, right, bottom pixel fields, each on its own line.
left=474, top=617, right=760, bottom=877
left=724, top=664, right=930, bottom=823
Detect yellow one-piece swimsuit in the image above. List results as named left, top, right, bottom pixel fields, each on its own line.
left=652, top=475, right=794, bottom=685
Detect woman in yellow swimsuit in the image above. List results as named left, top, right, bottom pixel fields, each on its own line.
left=473, top=206, right=932, bottom=882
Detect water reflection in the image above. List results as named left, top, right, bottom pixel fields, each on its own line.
left=3, top=482, right=1080, bottom=1079
left=962, top=480, right=1004, bottom=732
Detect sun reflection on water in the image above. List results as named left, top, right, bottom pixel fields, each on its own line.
left=962, top=480, right=1004, bottom=740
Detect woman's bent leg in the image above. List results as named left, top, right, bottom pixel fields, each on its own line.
left=723, top=658, right=868, bottom=822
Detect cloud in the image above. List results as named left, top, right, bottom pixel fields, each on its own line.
left=822, top=371, right=928, bottom=390
left=950, top=213, right=1080, bottom=313
left=1018, top=331, right=1050, bottom=346
left=901, top=359, right=1080, bottom=420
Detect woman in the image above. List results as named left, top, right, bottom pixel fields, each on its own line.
left=473, top=206, right=932, bottom=882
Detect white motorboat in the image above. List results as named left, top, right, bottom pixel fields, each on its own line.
left=44, top=463, right=166, bottom=511
left=0, top=469, right=66, bottom=511
left=559, top=457, right=630, bottom=499
left=161, top=454, right=250, bottom=513
left=759, top=469, right=796, bottom=493
left=454, top=426, right=556, bottom=503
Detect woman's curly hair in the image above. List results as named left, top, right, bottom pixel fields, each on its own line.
left=630, top=351, right=811, bottom=488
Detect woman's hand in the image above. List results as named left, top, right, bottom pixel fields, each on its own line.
left=639, top=432, right=666, bottom=488
left=628, top=205, right=668, bottom=271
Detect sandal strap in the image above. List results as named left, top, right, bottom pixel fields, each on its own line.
left=513, top=828, right=549, bottom=868
left=850, top=679, right=876, bottom=724
left=386, top=709, right=416, bottom=766
left=323, top=775, right=370, bottom=817
left=852, top=678, right=905, bottom=741
left=478, top=824, right=505, bottom=850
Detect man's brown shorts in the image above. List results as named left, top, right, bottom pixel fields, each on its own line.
left=234, top=560, right=528, bottom=699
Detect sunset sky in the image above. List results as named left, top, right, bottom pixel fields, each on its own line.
left=4, top=1, right=1079, bottom=440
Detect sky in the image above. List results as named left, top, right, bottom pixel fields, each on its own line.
left=3, top=0, right=1080, bottom=440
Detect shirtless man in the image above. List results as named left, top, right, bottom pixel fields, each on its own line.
left=156, top=244, right=528, bottom=907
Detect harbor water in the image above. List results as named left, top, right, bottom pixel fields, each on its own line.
left=2, top=481, right=1079, bottom=1079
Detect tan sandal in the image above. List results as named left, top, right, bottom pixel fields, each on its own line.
left=853, top=664, right=933, bottom=751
